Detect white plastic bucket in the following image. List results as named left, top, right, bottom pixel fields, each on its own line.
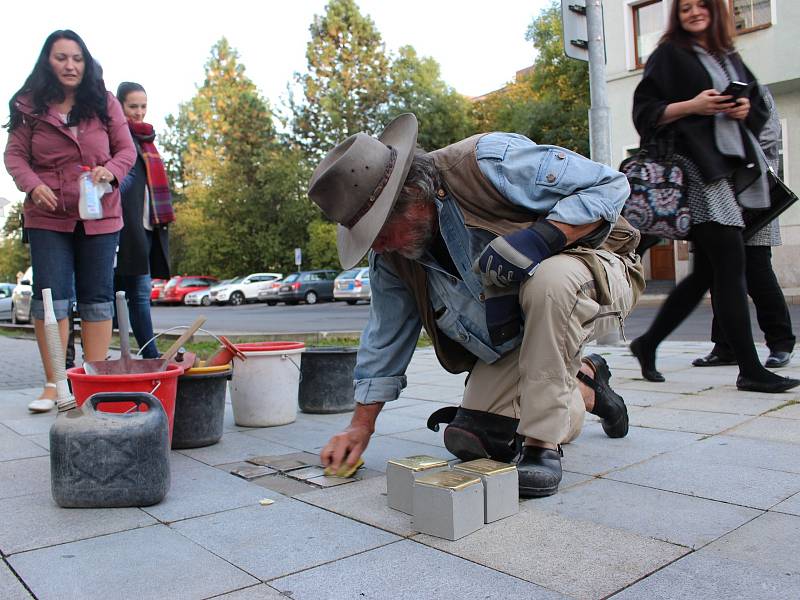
left=230, top=342, right=305, bottom=426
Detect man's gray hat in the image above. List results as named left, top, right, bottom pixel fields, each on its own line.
left=307, top=113, right=419, bottom=269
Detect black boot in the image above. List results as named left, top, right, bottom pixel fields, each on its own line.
left=427, top=406, right=518, bottom=463
left=577, top=354, right=629, bottom=439
left=516, top=445, right=562, bottom=498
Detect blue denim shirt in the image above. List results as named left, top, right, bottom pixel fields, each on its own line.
left=354, top=133, right=629, bottom=404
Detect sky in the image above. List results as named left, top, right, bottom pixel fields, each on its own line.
left=0, top=0, right=551, bottom=211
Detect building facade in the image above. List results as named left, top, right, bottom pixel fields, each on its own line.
left=604, top=0, right=800, bottom=289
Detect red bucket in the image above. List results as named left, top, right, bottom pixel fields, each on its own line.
left=67, top=364, right=182, bottom=441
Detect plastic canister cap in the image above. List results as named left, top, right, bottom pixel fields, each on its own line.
left=80, top=166, right=91, bottom=171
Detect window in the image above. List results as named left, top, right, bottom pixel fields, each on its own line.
left=633, top=0, right=663, bottom=68
left=730, top=0, right=771, bottom=34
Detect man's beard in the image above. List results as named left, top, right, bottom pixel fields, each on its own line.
left=396, top=219, right=437, bottom=260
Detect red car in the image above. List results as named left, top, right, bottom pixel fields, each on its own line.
left=150, top=278, right=167, bottom=304
left=157, top=275, right=218, bottom=305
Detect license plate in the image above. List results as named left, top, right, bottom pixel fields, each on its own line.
left=280, top=285, right=291, bottom=292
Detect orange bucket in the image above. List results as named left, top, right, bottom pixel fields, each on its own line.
left=67, top=364, right=183, bottom=441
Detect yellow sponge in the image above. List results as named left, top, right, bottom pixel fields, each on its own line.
left=324, top=458, right=364, bottom=478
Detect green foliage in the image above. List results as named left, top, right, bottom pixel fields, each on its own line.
left=164, top=39, right=316, bottom=277
left=306, top=219, right=340, bottom=269
left=475, top=1, right=590, bottom=154
left=386, top=46, right=476, bottom=151
left=291, top=0, right=390, bottom=156
left=0, top=203, right=29, bottom=282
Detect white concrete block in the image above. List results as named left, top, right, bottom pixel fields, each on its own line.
left=412, top=471, right=484, bottom=540
left=386, top=456, right=449, bottom=514
left=453, top=459, right=519, bottom=523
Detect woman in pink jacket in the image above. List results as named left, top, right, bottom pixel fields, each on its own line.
left=4, top=30, right=136, bottom=412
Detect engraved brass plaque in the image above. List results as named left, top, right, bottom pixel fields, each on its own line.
left=454, top=458, right=516, bottom=476
left=387, top=455, right=449, bottom=472
left=415, top=471, right=481, bottom=491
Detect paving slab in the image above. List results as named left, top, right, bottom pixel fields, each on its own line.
left=415, top=506, right=687, bottom=599
left=657, top=391, right=788, bottom=415
left=613, top=551, right=800, bottom=599
left=607, top=387, right=685, bottom=408
left=772, top=492, right=800, bottom=517
left=726, top=415, right=800, bottom=444
left=387, top=426, right=446, bottom=448
left=171, top=501, right=399, bottom=581
left=0, top=560, right=31, bottom=600
left=297, top=475, right=415, bottom=537
left=0, top=423, right=48, bottom=462
left=703, top=511, right=800, bottom=575
left=561, top=422, right=701, bottom=476
left=400, top=384, right=464, bottom=403
left=0, top=492, right=156, bottom=555
left=0, top=414, right=56, bottom=437
left=8, top=525, right=256, bottom=600
left=534, top=478, right=761, bottom=549
left=606, top=449, right=800, bottom=510
left=767, top=402, right=800, bottom=419
left=667, top=435, right=800, bottom=475
left=628, top=406, right=753, bottom=435
left=271, top=539, right=563, bottom=599
left=210, top=584, right=288, bottom=599
left=175, top=432, right=296, bottom=467
left=249, top=474, right=318, bottom=498
left=242, top=419, right=342, bottom=453
left=616, top=378, right=717, bottom=395
left=357, top=435, right=452, bottom=473
left=139, top=453, right=268, bottom=523
left=0, top=456, right=51, bottom=500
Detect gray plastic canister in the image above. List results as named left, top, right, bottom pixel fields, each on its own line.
left=50, top=392, right=170, bottom=508
left=298, top=347, right=358, bottom=414
left=171, top=365, right=232, bottom=449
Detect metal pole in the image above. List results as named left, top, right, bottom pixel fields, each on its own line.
left=586, top=1, right=623, bottom=346
left=586, top=0, right=610, bottom=166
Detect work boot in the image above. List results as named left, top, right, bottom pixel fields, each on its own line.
left=578, top=354, right=629, bottom=439
left=427, top=406, right=518, bottom=463
left=516, top=445, right=562, bottom=498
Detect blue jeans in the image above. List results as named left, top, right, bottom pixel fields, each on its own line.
left=27, top=224, right=119, bottom=321
left=114, top=273, right=158, bottom=358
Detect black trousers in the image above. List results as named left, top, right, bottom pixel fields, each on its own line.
left=712, top=245, right=795, bottom=355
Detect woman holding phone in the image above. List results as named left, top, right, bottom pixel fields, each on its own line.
left=628, top=0, right=798, bottom=393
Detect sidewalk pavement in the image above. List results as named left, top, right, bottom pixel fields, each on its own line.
left=1, top=337, right=799, bottom=600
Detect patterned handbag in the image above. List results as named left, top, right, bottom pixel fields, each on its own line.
left=619, top=139, right=691, bottom=240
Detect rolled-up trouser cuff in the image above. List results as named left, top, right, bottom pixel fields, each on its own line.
left=77, top=301, right=114, bottom=322
left=354, top=375, right=407, bottom=404
left=30, top=298, right=71, bottom=321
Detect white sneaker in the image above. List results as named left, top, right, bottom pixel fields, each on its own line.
left=28, top=382, right=57, bottom=413
left=28, top=398, right=56, bottom=413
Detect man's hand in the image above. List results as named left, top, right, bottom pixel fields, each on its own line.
left=474, top=221, right=566, bottom=287
left=320, top=403, right=383, bottom=473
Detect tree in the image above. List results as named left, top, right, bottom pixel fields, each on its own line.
left=475, top=1, right=590, bottom=155
left=386, top=46, right=476, bottom=151
left=291, top=0, right=390, bottom=157
left=305, top=220, right=340, bottom=270
left=164, top=39, right=315, bottom=277
left=0, top=203, right=29, bottom=282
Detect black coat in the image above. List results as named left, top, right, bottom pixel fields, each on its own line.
left=115, top=141, right=170, bottom=280
left=632, top=41, right=768, bottom=183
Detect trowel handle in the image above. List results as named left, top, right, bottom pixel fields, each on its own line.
left=160, top=317, right=206, bottom=363
left=115, top=291, right=132, bottom=358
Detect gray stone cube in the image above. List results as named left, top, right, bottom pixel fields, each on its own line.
left=386, top=456, right=449, bottom=514
left=454, top=459, right=518, bottom=523
left=412, top=471, right=484, bottom=540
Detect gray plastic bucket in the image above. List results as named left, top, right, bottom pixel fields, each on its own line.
left=298, top=347, right=358, bottom=414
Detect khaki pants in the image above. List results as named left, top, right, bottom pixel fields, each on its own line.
left=463, top=252, right=635, bottom=445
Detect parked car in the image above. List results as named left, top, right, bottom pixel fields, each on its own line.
left=257, top=278, right=284, bottom=306
left=210, top=273, right=282, bottom=306
left=11, top=266, right=33, bottom=323
left=150, top=278, right=167, bottom=304
left=334, top=267, right=371, bottom=305
left=184, top=278, right=233, bottom=306
left=0, top=283, right=16, bottom=321
left=157, top=275, right=218, bottom=305
left=275, top=270, right=338, bottom=305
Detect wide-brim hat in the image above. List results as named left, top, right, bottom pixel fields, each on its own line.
left=307, top=113, right=418, bottom=269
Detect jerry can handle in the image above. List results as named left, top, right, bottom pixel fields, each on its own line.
left=87, top=392, right=163, bottom=414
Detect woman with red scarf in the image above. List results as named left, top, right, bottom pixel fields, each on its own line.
left=115, top=82, right=174, bottom=358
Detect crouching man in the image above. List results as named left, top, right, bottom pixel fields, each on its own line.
left=308, top=114, right=644, bottom=497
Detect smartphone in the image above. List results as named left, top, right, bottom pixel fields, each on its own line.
left=721, top=81, right=748, bottom=99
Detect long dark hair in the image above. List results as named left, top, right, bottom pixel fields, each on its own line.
left=5, top=30, right=109, bottom=131
left=660, top=0, right=734, bottom=55
left=116, top=81, right=146, bottom=104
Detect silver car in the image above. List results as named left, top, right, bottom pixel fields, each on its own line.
left=0, top=283, right=15, bottom=321
left=11, top=266, right=33, bottom=323
left=334, top=267, right=371, bottom=305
